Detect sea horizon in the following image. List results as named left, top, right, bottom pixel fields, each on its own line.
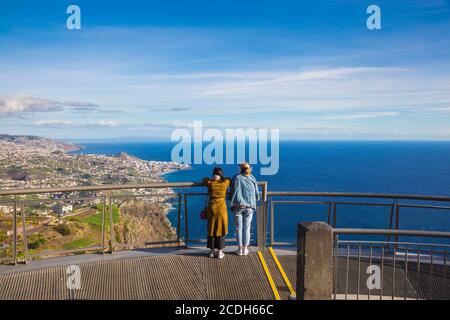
left=68, top=137, right=450, bottom=144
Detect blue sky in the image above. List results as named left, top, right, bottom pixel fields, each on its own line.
left=0, top=0, right=449, bottom=140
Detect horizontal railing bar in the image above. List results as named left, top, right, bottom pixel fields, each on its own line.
left=114, top=240, right=180, bottom=248
left=27, top=245, right=103, bottom=258
left=143, top=240, right=183, bottom=246
left=186, top=238, right=238, bottom=243
left=188, top=239, right=260, bottom=245
left=333, top=228, right=450, bottom=238
left=273, top=241, right=296, bottom=246
left=184, top=186, right=267, bottom=198
left=15, top=194, right=180, bottom=205
left=333, top=249, right=449, bottom=267
left=0, top=182, right=205, bottom=196
left=398, top=203, right=450, bottom=211
left=272, top=200, right=396, bottom=207
left=111, top=193, right=177, bottom=199
left=268, top=192, right=450, bottom=202
left=335, top=202, right=393, bottom=207
left=271, top=200, right=331, bottom=205
left=336, top=240, right=450, bottom=248
left=0, top=181, right=267, bottom=196
left=19, top=196, right=101, bottom=204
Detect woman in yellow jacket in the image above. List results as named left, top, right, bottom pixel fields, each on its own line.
left=202, top=167, right=231, bottom=259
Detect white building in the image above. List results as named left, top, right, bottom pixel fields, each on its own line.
left=0, top=205, right=13, bottom=215
left=52, top=204, right=73, bottom=216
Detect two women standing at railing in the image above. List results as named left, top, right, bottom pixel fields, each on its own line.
left=202, top=162, right=260, bottom=259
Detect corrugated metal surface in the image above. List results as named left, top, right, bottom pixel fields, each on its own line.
left=262, top=251, right=293, bottom=300
left=0, top=266, right=68, bottom=299
left=0, top=252, right=276, bottom=300
left=278, top=255, right=297, bottom=290
left=201, top=253, right=273, bottom=300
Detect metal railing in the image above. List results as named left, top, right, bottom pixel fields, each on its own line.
left=332, top=228, right=450, bottom=300
left=268, top=192, right=450, bottom=246
left=0, top=181, right=267, bottom=264
left=2, top=182, right=450, bottom=268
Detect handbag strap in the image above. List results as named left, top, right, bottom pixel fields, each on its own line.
left=204, top=180, right=210, bottom=209
left=204, top=192, right=209, bottom=209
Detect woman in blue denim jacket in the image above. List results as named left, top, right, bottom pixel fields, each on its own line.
left=229, top=162, right=261, bottom=256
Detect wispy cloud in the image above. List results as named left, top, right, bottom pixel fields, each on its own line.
left=140, top=106, right=191, bottom=112
left=32, top=120, right=75, bottom=127
left=32, top=119, right=124, bottom=128
left=431, top=107, right=450, bottom=113
left=198, top=67, right=408, bottom=95
left=323, top=112, right=400, bottom=120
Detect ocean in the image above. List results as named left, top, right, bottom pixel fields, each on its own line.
left=74, top=141, right=450, bottom=244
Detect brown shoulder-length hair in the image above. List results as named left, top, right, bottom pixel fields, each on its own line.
left=212, top=167, right=224, bottom=180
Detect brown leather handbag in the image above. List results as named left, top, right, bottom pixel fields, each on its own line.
left=200, top=195, right=208, bottom=220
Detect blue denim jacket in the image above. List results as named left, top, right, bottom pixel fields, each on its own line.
left=229, top=174, right=261, bottom=210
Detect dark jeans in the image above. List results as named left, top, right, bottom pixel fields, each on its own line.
left=207, top=236, right=225, bottom=250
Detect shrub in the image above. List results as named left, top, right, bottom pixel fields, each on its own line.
left=55, top=224, right=71, bottom=236
left=28, top=238, right=47, bottom=249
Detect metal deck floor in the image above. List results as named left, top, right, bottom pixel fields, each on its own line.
left=0, top=249, right=281, bottom=300
left=2, top=248, right=447, bottom=300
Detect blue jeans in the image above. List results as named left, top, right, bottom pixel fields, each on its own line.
left=234, top=208, right=254, bottom=247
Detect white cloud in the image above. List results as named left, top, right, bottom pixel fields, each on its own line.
left=32, top=120, right=75, bottom=127
left=32, top=119, right=124, bottom=128
left=128, top=122, right=192, bottom=131
left=0, top=95, right=63, bottom=114
left=0, top=95, right=101, bottom=115
left=324, top=112, right=400, bottom=120
left=92, top=120, right=122, bottom=128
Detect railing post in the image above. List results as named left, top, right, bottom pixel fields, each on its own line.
left=270, top=199, right=274, bottom=247
left=184, top=194, right=189, bottom=244
left=387, top=200, right=396, bottom=243
left=261, top=182, right=268, bottom=202
left=177, top=193, right=182, bottom=246
left=297, top=221, right=333, bottom=300
left=395, top=203, right=400, bottom=244
left=12, top=197, right=17, bottom=265
left=101, top=192, right=106, bottom=253
left=108, top=192, right=114, bottom=253
left=21, top=202, right=28, bottom=263
left=327, top=202, right=332, bottom=225
left=256, top=201, right=267, bottom=251
left=332, top=202, right=337, bottom=227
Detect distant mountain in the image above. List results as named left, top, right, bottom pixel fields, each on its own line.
left=69, top=136, right=170, bottom=143
left=0, top=134, right=81, bottom=153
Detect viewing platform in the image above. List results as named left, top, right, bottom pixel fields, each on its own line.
left=1, top=182, right=450, bottom=300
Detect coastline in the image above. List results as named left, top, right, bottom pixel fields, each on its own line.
left=0, top=139, right=193, bottom=256
left=73, top=147, right=192, bottom=237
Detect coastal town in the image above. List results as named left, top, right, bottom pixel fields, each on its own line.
left=0, top=134, right=188, bottom=192
left=0, top=134, right=189, bottom=260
